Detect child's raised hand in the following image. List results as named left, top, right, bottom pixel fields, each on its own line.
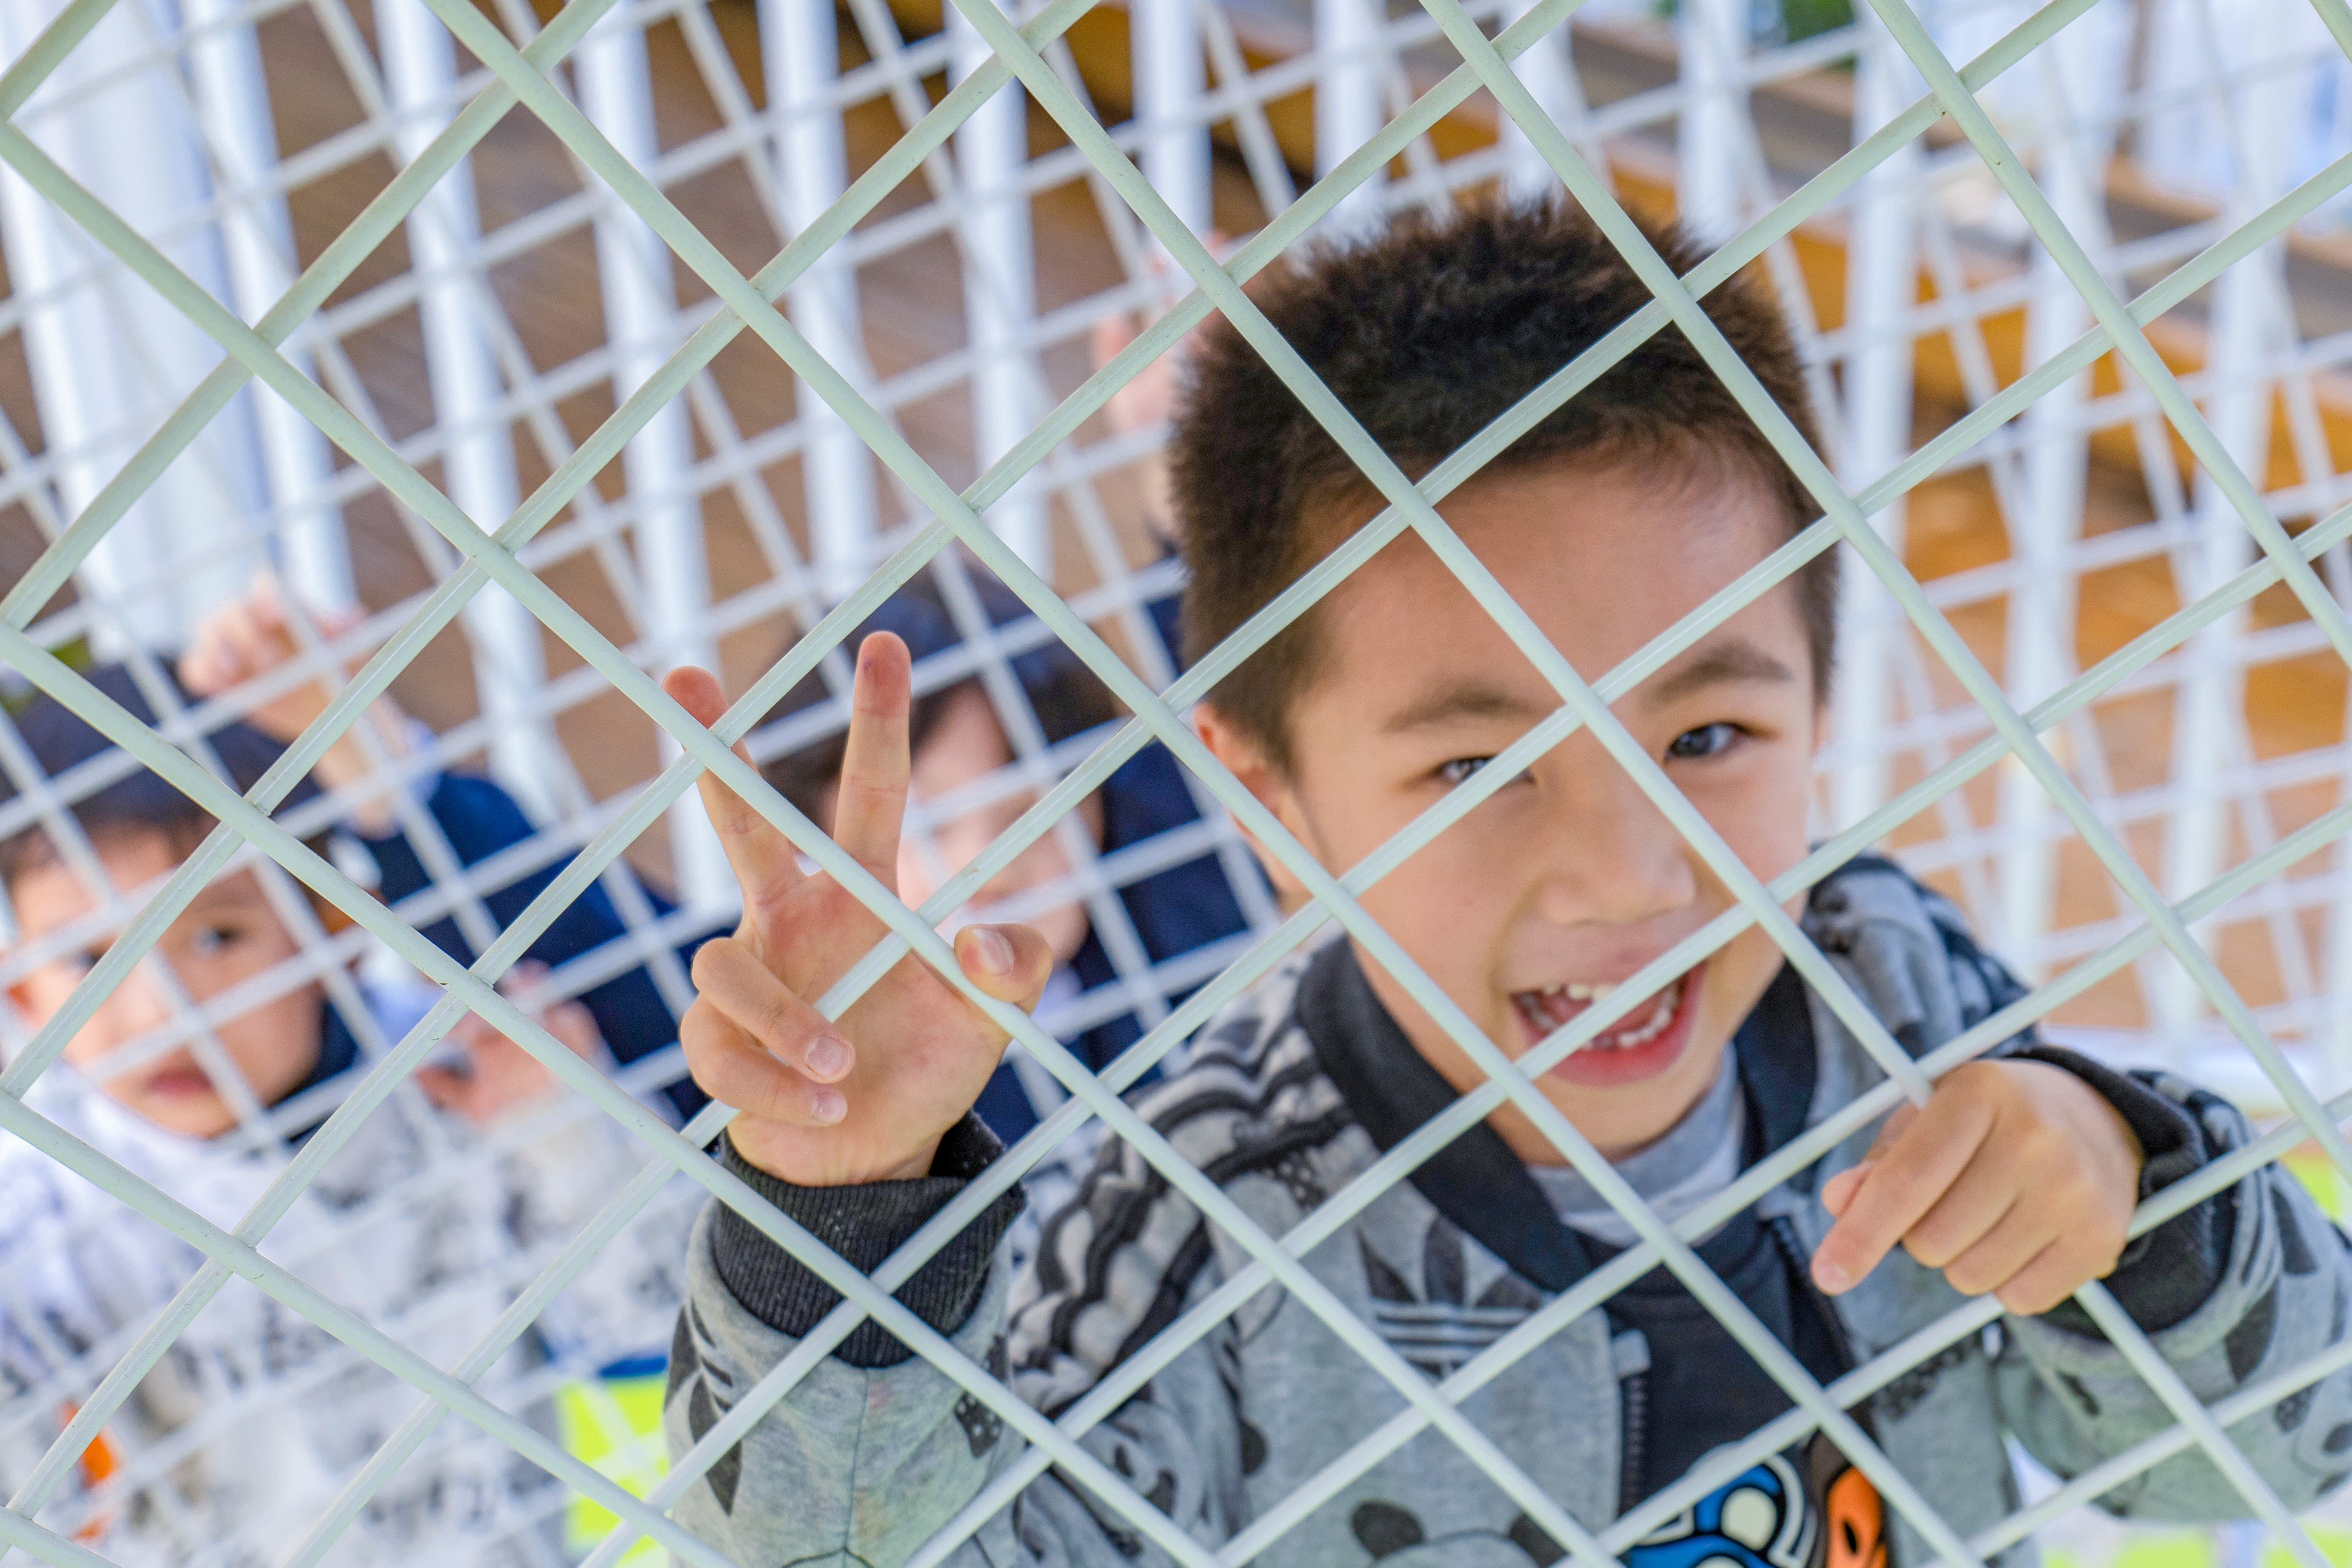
left=1809, top=1059, right=2144, bottom=1315
left=181, top=574, right=406, bottom=830
left=182, top=574, right=363, bottom=740
left=662, top=634, right=1055, bottom=1188
left=418, top=963, right=608, bottom=1128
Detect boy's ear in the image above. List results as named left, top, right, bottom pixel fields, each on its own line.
left=1191, top=704, right=1311, bottom=906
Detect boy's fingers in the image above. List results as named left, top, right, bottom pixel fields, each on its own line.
left=447, top=1008, right=497, bottom=1052
left=540, top=997, right=606, bottom=1064
left=1896, top=1142, right=2029, bottom=1271
left=954, top=921, right=1055, bottom=1012
left=220, top=609, right=298, bottom=704
left=690, top=936, right=856, bottom=1082
left=1859, top=1099, right=1920, bottom=1162
left=311, top=597, right=364, bottom=640
left=1810, top=1093, right=1994, bottom=1295
left=221, top=601, right=271, bottom=661
left=833, top=633, right=911, bottom=884
left=1819, top=1161, right=1875, bottom=1218
left=1994, top=1235, right=2112, bottom=1317
left=663, top=666, right=804, bottom=918
left=1816, top=1096, right=1922, bottom=1217
left=1937, top=1201, right=2052, bottom=1299
left=680, top=999, right=847, bottom=1125
left=178, top=634, right=228, bottom=694
left=249, top=569, right=286, bottom=625
left=185, top=607, right=260, bottom=690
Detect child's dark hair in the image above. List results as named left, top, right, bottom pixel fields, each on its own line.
left=0, top=664, right=323, bottom=890
left=1171, top=197, right=1835, bottom=768
left=756, top=567, right=1120, bottom=824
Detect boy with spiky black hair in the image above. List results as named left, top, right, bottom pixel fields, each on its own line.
left=658, top=199, right=2352, bottom=1567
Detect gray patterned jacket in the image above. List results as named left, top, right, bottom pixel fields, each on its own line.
left=664, top=858, right=2352, bottom=1567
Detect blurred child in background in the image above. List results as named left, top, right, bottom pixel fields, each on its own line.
left=0, top=584, right=692, bottom=1566
left=180, top=580, right=710, bottom=1122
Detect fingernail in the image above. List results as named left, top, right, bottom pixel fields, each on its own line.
left=810, top=1088, right=847, bottom=1124
left=1814, top=1259, right=1852, bottom=1294
left=971, top=928, right=1013, bottom=977
left=805, top=1034, right=853, bottom=1079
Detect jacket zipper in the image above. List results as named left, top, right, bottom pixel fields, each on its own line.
left=1617, top=1366, right=1647, bottom=1517
left=1618, top=1220, right=1856, bottom=1521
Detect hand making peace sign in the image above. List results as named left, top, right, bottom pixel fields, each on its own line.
left=662, top=634, right=1055, bottom=1186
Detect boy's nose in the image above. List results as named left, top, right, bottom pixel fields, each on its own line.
left=104, top=964, right=176, bottom=1035
left=1529, top=760, right=1700, bottom=928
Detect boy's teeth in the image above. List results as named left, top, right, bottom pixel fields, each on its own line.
left=1518, top=975, right=1686, bottom=1048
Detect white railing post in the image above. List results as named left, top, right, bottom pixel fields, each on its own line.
left=1315, top=0, right=1384, bottom=232
left=1498, top=0, right=1591, bottom=203
left=0, top=0, right=270, bottom=650
left=761, top=0, right=880, bottom=600
left=950, top=0, right=1048, bottom=576
left=1676, top=0, right=1746, bottom=245
left=1995, top=9, right=2119, bottom=980
left=181, top=0, right=352, bottom=614
left=2331, top=555, right=2352, bottom=1067
left=577, top=1, right=733, bottom=915
left=1134, top=0, right=1210, bottom=240
left=376, top=0, right=564, bottom=821
left=1830, top=14, right=1920, bottom=845
left=2159, top=0, right=2293, bottom=1044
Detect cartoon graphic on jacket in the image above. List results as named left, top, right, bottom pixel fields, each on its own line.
left=664, top=858, right=2352, bottom=1566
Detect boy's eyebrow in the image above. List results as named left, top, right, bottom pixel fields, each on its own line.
left=186, top=876, right=273, bottom=913
left=1381, top=680, right=1549, bottom=733
left=1381, top=639, right=1796, bottom=734
left=1640, top=639, right=1797, bottom=707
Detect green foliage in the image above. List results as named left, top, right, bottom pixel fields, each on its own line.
left=1646, top=0, right=1857, bottom=46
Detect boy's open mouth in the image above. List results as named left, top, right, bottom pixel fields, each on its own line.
left=142, top=1067, right=218, bottom=1099
left=1511, top=961, right=1706, bottom=1087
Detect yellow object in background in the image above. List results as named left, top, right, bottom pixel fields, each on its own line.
left=2270, top=1524, right=2352, bottom=1568
left=557, top=1368, right=670, bottom=1564
left=2046, top=1530, right=2215, bottom=1568
left=2283, top=1145, right=2348, bottom=1223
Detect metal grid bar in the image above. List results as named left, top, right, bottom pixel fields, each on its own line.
left=0, top=0, right=2348, bottom=1563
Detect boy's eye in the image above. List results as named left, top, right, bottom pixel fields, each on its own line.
left=189, top=924, right=241, bottom=957
left=1666, top=723, right=1745, bottom=761
left=1436, top=757, right=1494, bottom=786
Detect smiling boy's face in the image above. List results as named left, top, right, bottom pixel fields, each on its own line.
left=6, top=829, right=325, bottom=1138
left=1198, top=455, right=1821, bottom=1161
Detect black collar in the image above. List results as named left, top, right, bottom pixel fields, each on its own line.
left=275, top=998, right=363, bottom=1146
left=1295, top=942, right=1817, bottom=1294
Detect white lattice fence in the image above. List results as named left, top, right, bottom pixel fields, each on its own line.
left=0, top=0, right=2346, bottom=1562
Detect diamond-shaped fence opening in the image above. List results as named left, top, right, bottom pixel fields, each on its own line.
left=0, top=0, right=2347, bottom=1562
